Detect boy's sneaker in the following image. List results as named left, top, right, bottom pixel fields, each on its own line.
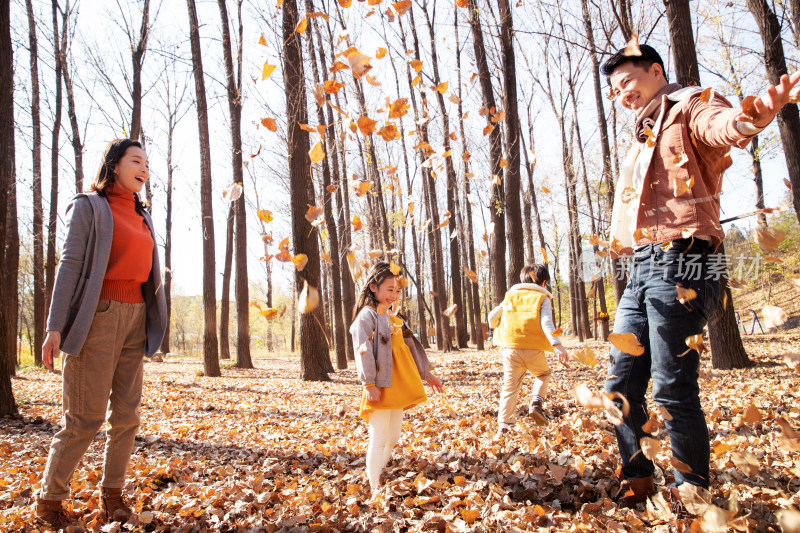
left=493, top=424, right=511, bottom=441
left=529, top=400, right=548, bottom=426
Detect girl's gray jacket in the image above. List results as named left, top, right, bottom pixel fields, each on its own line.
left=46, top=193, right=168, bottom=358
left=349, top=306, right=432, bottom=388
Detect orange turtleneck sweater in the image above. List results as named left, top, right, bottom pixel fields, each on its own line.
left=99, top=184, right=154, bottom=303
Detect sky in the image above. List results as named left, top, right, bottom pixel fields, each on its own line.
left=9, top=0, right=799, bottom=300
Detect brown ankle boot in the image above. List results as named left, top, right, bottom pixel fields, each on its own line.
left=101, top=487, right=132, bottom=522
left=614, top=475, right=656, bottom=508
left=35, top=497, right=73, bottom=528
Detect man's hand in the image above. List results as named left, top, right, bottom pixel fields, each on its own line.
left=42, top=331, right=61, bottom=371
left=554, top=344, right=569, bottom=365
left=737, top=72, right=800, bottom=129
left=366, top=385, right=381, bottom=403
left=426, top=374, right=444, bottom=393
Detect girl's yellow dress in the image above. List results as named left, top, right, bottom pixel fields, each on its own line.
left=359, top=315, right=427, bottom=420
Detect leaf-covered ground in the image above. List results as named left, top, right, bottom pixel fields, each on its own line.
left=2, top=335, right=800, bottom=532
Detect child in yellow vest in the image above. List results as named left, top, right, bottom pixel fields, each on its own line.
left=488, top=264, right=568, bottom=436
left=350, top=262, right=444, bottom=489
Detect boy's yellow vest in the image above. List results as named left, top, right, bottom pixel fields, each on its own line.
left=494, top=290, right=554, bottom=352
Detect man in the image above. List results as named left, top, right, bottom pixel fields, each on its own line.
left=601, top=44, right=799, bottom=513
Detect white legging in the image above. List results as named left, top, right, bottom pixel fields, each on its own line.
left=366, top=409, right=404, bottom=488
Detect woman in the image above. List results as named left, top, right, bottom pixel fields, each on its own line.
left=36, top=139, right=167, bottom=527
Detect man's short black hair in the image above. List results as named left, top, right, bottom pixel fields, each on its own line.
left=601, top=43, right=667, bottom=84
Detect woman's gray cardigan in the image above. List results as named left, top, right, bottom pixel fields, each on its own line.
left=46, top=193, right=168, bottom=358
left=349, top=306, right=432, bottom=388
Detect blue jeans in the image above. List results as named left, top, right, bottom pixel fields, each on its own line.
left=605, top=239, right=721, bottom=488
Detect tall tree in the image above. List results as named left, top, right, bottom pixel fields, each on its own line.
left=217, top=0, right=252, bottom=368
left=0, top=0, right=17, bottom=415
left=306, top=1, right=346, bottom=369
left=454, top=9, right=483, bottom=349
left=58, top=1, right=84, bottom=192
left=283, top=0, right=331, bottom=381
left=219, top=203, right=235, bottom=360
left=26, top=0, right=45, bottom=366
left=666, top=0, right=750, bottom=368
left=129, top=0, right=150, bottom=143
left=746, top=0, right=800, bottom=222
left=497, top=0, right=525, bottom=287
left=422, top=5, right=468, bottom=348
left=44, top=0, right=64, bottom=323
left=156, top=57, right=191, bottom=355
left=186, top=0, right=220, bottom=376
left=581, top=0, right=626, bottom=302
left=404, top=10, right=453, bottom=351
left=468, top=0, right=507, bottom=305
left=664, top=0, right=700, bottom=86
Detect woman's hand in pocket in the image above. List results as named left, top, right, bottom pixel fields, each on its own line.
left=42, top=331, right=61, bottom=371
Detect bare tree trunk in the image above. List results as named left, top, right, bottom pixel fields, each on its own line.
left=160, top=121, right=174, bottom=354
left=306, top=4, right=346, bottom=370
left=790, top=0, right=800, bottom=48
left=454, top=9, right=483, bottom=350
left=497, top=0, right=525, bottom=287
left=405, top=10, right=453, bottom=351
left=219, top=203, right=234, bottom=360
left=0, top=0, right=18, bottom=416
left=422, top=6, right=467, bottom=348
left=319, top=19, right=356, bottom=361
left=217, top=0, right=251, bottom=368
left=129, top=0, right=150, bottom=142
left=45, top=0, right=63, bottom=324
left=59, top=4, right=83, bottom=193
left=186, top=0, right=220, bottom=376
left=468, top=0, right=507, bottom=305
left=4, top=140, right=18, bottom=376
left=746, top=0, right=800, bottom=223
left=582, top=0, right=626, bottom=302
left=748, top=135, right=768, bottom=226
left=283, top=0, right=330, bottom=380
left=664, top=0, right=700, bottom=86
left=519, top=126, right=546, bottom=257
left=665, top=0, right=750, bottom=368
left=26, top=0, right=45, bottom=367
left=709, top=244, right=751, bottom=369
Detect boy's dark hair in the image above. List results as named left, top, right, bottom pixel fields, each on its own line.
left=601, top=44, right=667, bottom=85
left=520, top=264, right=550, bottom=285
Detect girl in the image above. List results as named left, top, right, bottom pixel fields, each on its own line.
left=36, top=139, right=167, bottom=527
left=350, top=262, right=443, bottom=489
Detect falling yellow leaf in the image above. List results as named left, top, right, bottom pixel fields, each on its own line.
left=483, top=124, right=495, bottom=136
left=640, top=436, right=661, bottom=460
left=675, top=283, right=697, bottom=305
left=352, top=215, right=363, bottom=231
left=623, top=33, right=641, bottom=56
left=499, top=158, right=508, bottom=168
left=346, top=251, right=362, bottom=281
left=257, top=210, right=273, bottom=223
left=309, top=142, right=326, bottom=163
left=376, top=47, right=387, bottom=59
left=357, top=116, right=378, bottom=135
left=539, top=185, right=551, bottom=194
left=491, top=110, right=506, bottom=122
left=324, top=80, right=345, bottom=94
left=260, top=308, right=278, bottom=320
left=752, top=226, right=785, bottom=252
left=355, top=181, right=373, bottom=196
left=465, top=268, right=478, bottom=283
left=258, top=33, right=268, bottom=46
left=295, top=17, right=308, bottom=33
left=388, top=98, right=410, bottom=119
left=437, top=81, right=449, bottom=93
left=609, top=332, right=645, bottom=356
left=321, top=252, right=332, bottom=264
left=699, top=87, right=715, bottom=104
left=390, top=261, right=401, bottom=275
left=261, top=117, right=278, bottom=132
left=411, top=59, right=423, bottom=73
left=262, top=62, right=276, bottom=80
left=298, top=280, right=319, bottom=313
left=377, top=123, right=399, bottom=141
